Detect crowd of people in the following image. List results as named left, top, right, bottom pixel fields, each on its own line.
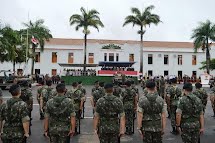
left=0, top=75, right=215, bottom=143
left=65, top=69, right=96, bottom=76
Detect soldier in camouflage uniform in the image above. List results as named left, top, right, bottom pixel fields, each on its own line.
left=165, top=81, right=172, bottom=118
left=94, top=83, right=125, bottom=143
left=78, top=81, right=86, bottom=118
left=66, top=82, right=85, bottom=134
left=210, top=84, right=215, bottom=117
left=40, top=80, right=54, bottom=119
left=159, top=76, right=166, bottom=99
left=0, top=88, right=3, bottom=105
left=37, top=79, right=46, bottom=119
left=137, top=81, right=166, bottom=143
left=166, top=78, right=182, bottom=134
left=193, top=82, right=208, bottom=113
left=113, top=81, right=122, bottom=98
left=121, top=81, right=137, bottom=135
left=0, top=84, right=30, bottom=143
left=155, top=77, right=161, bottom=96
left=176, top=83, right=204, bottom=143
left=19, top=80, right=33, bottom=135
left=141, top=77, right=146, bottom=91
left=131, top=80, right=139, bottom=96
left=44, top=83, right=76, bottom=143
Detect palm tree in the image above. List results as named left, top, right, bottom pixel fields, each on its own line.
left=123, top=6, right=161, bottom=75
left=23, top=19, right=52, bottom=75
left=0, top=26, right=24, bottom=71
left=191, top=20, right=215, bottom=74
left=69, top=7, right=104, bottom=72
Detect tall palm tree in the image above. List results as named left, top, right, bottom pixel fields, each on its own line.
left=191, top=20, right=215, bottom=74
left=0, top=26, right=25, bottom=71
left=23, top=19, right=52, bottom=75
left=69, top=7, right=104, bottom=72
left=123, top=6, right=161, bottom=75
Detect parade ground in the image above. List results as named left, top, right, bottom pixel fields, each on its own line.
left=1, top=84, right=215, bottom=143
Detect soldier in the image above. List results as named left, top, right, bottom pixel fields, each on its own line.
left=37, top=79, right=46, bottom=120
left=92, top=81, right=100, bottom=93
left=176, top=83, right=204, bottom=143
left=94, top=83, right=125, bottom=143
left=193, top=82, right=208, bottom=113
left=113, top=81, right=122, bottom=98
left=137, top=81, right=166, bottom=143
left=131, top=80, right=139, bottom=96
left=40, top=80, right=54, bottom=119
left=141, top=77, right=146, bottom=91
left=44, top=83, right=76, bottom=143
left=165, top=81, right=172, bottom=118
left=210, top=84, right=215, bottom=117
left=78, top=81, right=86, bottom=119
left=155, top=76, right=160, bottom=96
left=159, top=76, right=166, bottom=99
left=66, top=82, right=85, bottom=134
left=166, top=78, right=182, bottom=134
left=121, top=81, right=137, bottom=135
left=0, top=84, right=30, bottom=143
left=0, top=88, right=3, bottom=105
left=19, top=80, right=33, bottom=135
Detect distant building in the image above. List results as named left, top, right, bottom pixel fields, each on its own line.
left=0, top=38, right=212, bottom=77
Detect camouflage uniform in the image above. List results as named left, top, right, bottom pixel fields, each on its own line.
left=37, top=85, right=47, bottom=119
left=78, top=85, right=86, bottom=118
left=40, top=87, right=54, bottom=113
left=159, top=79, right=166, bottom=99
left=66, top=88, right=85, bottom=133
left=141, top=79, right=146, bottom=91
left=155, top=79, right=160, bottom=96
left=167, top=85, right=182, bottom=130
left=92, top=87, right=106, bottom=108
left=113, top=85, right=122, bottom=98
left=210, top=86, right=215, bottom=116
left=121, top=88, right=136, bottom=134
left=95, top=93, right=125, bottom=143
left=176, top=93, right=203, bottom=143
left=20, top=87, right=33, bottom=134
left=193, top=88, right=208, bottom=112
left=45, top=94, right=76, bottom=143
left=138, top=92, right=166, bottom=143
left=0, top=97, right=30, bottom=143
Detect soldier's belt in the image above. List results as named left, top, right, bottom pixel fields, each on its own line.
left=182, top=118, right=198, bottom=122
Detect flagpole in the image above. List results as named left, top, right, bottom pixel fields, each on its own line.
left=26, top=12, right=29, bottom=63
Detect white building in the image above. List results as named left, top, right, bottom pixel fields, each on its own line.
left=0, top=38, right=213, bottom=77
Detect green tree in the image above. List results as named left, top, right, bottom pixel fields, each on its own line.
left=0, top=26, right=26, bottom=71
left=23, top=19, right=52, bottom=75
left=69, top=7, right=104, bottom=72
left=191, top=20, right=215, bottom=74
left=200, top=58, right=215, bottom=71
left=123, top=6, right=161, bottom=74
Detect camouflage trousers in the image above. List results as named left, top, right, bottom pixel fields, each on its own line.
left=125, top=109, right=134, bottom=134
left=49, top=135, right=70, bottom=143
left=1, top=137, right=26, bottom=143
left=170, top=105, right=177, bottom=127
left=142, top=131, right=162, bottom=143
left=99, top=133, right=119, bottom=143
left=181, top=129, right=199, bottom=143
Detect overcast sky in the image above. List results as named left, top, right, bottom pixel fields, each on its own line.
left=1, top=0, right=215, bottom=42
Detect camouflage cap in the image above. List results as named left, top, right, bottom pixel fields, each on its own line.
left=104, top=83, right=113, bottom=89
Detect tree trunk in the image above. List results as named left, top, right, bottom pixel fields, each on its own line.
left=83, top=34, right=87, bottom=73
left=31, top=45, right=36, bottom=75
left=140, top=27, right=144, bottom=75
left=206, top=38, right=210, bottom=74
left=13, top=61, right=16, bottom=73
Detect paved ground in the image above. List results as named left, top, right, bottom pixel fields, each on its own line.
left=1, top=84, right=215, bottom=143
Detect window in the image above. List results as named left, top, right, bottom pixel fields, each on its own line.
left=178, top=55, right=182, bottom=65
left=88, top=53, right=94, bottom=64
left=52, top=69, right=57, bottom=76
left=52, top=52, right=57, bottom=63
left=192, top=55, right=197, bottom=65
left=178, top=71, right=182, bottom=78
left=68, top=53, right=74, bottom=63
left=35, top=52, right=40, bottom=63
left=104, top=53, right=107, bottom=61
left=164, top=71, right=169, bottom=76
left=192, top=71, right=197, bottom=77
left=148, top=54, right=153, bottom=64
left=35, top=69, right=40, bottom=74
left=129, top=54, right=134, bottom=62
left=148, top=70, right=153, bottom=76
left=164, top=55, right=169, bottom=65
left=116, top=53, right=119, bottom=61
left=109, top=53, right=114, bottom=61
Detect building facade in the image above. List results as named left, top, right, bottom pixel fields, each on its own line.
left=0, top=38, right=212, bottom=77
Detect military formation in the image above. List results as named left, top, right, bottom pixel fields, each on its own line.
left=0, top=75, right=215, bottom=143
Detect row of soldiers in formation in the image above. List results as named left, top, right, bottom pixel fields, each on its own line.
left=0, top=76, right=214, bottom=143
